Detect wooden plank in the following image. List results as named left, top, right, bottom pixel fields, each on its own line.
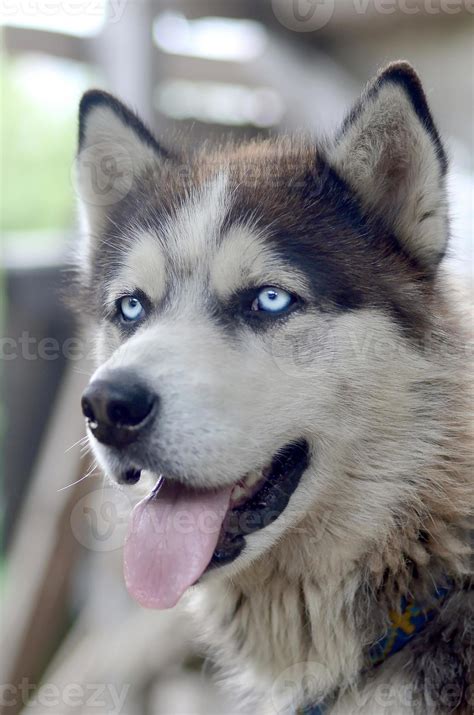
left=20, top=606, right=191, bottom=715
left=1, top=364, right=90, bottom=715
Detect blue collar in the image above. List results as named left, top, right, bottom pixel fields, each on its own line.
left=299, top=585, right=451, bottom=715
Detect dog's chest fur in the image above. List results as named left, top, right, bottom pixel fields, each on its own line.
left=190, top=482, right=472, bottom=714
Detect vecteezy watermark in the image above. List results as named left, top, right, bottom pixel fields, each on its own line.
left=272, top=0, right=474, bottom=32
left=271, top=661, right=331, bottom=713
left=0, top=679, right=130, bottom=713
left=266, top=318, right=474, bottom=379
left=0, top=333, right=90, bottom=362
left=268, top=320, right=336, bottom=378
left=272, top=0, right=335, bottom=32
left=271, top=662, right=471, bottom=712
left=71, top=155, right=336, bottom=207
left=70, top=485, right=132, bottom=552
left=0, top=0, right=128, bottom=24
left=69, top=480, right=328, bottom=553
left=2, top=327, right=472, bottom=367
left=72, top=141, right=135, bottom=208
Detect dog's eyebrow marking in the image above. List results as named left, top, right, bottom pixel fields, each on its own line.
left=107, top=231, right=166, bottom=304
left=211, top=225, right=311, bottom=299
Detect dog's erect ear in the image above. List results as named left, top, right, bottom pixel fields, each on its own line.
left=76, top=90, right=170, bottom=235
left=329, top=62, right=448, bottom=272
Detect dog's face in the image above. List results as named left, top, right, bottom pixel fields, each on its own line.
left=76, top=63, right=448, bottom=609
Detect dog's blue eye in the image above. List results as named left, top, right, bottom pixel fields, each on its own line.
left=252, top=287, right=293, bottom=314
left=120, top=296, right=144, bottom=322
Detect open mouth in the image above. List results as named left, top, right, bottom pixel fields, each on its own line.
left=211, top=439, right=310, bottom=568
left=123, top=440, right=309, bottom=610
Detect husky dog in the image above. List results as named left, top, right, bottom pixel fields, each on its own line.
left=75, top=62, right=473, bottom=714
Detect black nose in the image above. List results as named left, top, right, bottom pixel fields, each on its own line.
left=81, top=372, right=156, bottom=447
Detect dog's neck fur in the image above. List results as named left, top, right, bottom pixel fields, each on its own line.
left=192, top=491, right=470, bottom=713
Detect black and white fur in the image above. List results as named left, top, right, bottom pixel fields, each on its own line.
left=74, top=62, right=473, bottom=714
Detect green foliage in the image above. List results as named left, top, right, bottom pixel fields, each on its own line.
left=1, top=55, right=80, bottom=233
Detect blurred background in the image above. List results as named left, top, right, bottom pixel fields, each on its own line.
left=1, top=1, right=473, bottom=714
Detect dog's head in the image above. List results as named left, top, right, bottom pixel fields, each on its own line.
left=75, top=63, right=450, bottom=608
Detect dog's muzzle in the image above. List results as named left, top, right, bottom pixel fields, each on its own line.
left=81, top=370, right=156, bottom=449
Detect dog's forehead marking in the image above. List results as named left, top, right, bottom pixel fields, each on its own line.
left=163, top=170, right=230, bottom=271
left=108, top=172, right=229, bottom=303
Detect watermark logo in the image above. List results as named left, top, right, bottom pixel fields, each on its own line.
left=272, top=661, right=330, bottom=713
left=70, top=485, right=132, bottom=552
left=0, top=332, right=90, bottom=362
left=0, top=1, right=128, bottom=25
left=1, top=327, right=472, bottom=367
left=72, top=141, right=134, bottom=207
left=0, top=679, right=130, bottom=713
left=268, top=322, right=335, bottom=378
left=272, top=0, right=474, bottom=32
left=272, top=0, right=335, bottom=32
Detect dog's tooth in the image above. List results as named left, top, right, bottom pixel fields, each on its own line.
left=231, top=485, right=247, bottom=504
left=230, top=469, right=266, bottom=507
left=245, top=470, right=262, bottom=488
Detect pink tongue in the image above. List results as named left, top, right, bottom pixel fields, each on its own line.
left=124, top=481, right=232, bottom=609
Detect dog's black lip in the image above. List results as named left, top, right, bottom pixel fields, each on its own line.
left=207, top=439, right=310, bottom=571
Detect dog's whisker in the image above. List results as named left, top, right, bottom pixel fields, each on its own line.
left=64, top=435, right=89, bottom=454
left=73, top=367, right=94, bottom=377
left=57, top=462, right=98, bottom=492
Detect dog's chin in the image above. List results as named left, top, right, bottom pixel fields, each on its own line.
left=118, top=438, right=310, bottom=569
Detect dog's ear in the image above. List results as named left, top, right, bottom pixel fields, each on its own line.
left=329, top=61, right=448, bottom=272
left=76, top=90, right=171, bottom=235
